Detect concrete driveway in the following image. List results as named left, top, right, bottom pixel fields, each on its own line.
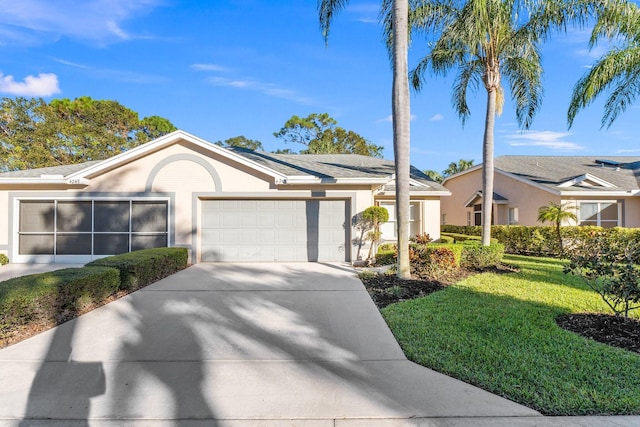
left=0, top=262, right=632, bottom=426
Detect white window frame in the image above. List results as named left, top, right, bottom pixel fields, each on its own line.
left=377, top=201, right=422, bottom=240
left=577, top=201, right=621, bottom=228
left=508, top=207, right=519, bottom=225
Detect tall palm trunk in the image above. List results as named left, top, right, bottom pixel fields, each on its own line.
left=481, top=87, right=497, bottom=247
left=392, top=0, right=411, bottom=278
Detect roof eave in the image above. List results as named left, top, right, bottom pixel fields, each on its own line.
left=66, top=130, right=289, bottom=182
left=376, top=190, right=451, bottom=197
left=560, top=190, right=640, bottom=197
left=0, top=178, right=85, bottom=186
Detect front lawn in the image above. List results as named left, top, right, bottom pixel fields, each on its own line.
left=379, top=255, right=640, bottom=415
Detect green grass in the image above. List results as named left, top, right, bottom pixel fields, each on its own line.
left=381, top=254, right=640, bottom=415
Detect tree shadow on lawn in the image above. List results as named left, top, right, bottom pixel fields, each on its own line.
left=381, top=284, right=640, bottom=415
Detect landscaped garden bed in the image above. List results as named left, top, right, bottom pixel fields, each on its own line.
left=361, top=254, right=640, bottom=415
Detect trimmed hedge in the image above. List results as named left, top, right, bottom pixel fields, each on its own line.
left=438, top=235, right=454, bottom=244
left=87, top=247, right=188, bottom=291
left=441, top=225, right=640, bottom=257
left=0, top=267, right=120, bottom=334
left=460, top=241, right=505, bottom=269
left=0, top=254, right=8, bottom=266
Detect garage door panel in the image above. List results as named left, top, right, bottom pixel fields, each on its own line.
left=200, top=199, right=348, bottom=262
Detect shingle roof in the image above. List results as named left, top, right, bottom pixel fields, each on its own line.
left=494, top=156, right=640, bottom=192
left=0, top=147, right=448, bottom=192
left=229, top=148, right=448, bottom=191
left=0, top=161, right=101, bottom=178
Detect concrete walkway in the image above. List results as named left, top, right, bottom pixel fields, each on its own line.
left=0, top=262, right=637, bottom=426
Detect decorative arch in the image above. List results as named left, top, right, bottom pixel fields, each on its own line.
left=146, top=154, right=222, bottom=192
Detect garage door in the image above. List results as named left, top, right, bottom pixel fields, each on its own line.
left=200, top=199, right=348, bottom=262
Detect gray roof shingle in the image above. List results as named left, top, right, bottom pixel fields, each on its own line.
left=494, top=156, right=640, bottom=192
left=0, top=161, right=101, bottom=178
left=229, top=148, right=448, bottom=192
left=1, top=147, right=448, bottom=193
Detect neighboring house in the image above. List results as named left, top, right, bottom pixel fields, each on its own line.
left=441, top=156, right=640, bottom=228
left=0, top=130, right=449, bottom=264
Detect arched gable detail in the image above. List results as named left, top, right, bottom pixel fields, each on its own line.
left=146, top=154, right=222, bottom=192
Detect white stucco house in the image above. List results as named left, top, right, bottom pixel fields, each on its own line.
left=0, top=131, right=450, bottom=264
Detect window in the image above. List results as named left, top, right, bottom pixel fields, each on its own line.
left=467, top=211, right=471, bottom=226
left=508, top=207, right=519, bottom=225
left=579, top=202, right=620, bottom=228
left=441, top=214, right=446, bottom=225
left=474, top=204, right=482, bottom=226
left=378, top=201, right=421, bottom=240
left=18, top=199, right=169, bottom=257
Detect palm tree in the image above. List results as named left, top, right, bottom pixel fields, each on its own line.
left=319, top=0, right=412, bottom=278
left=408, top=0, right=599, bottom=246
left=568, top=0, right=640, bottom=128
left=538, top=201, right=578, bottom=254
left=442, top=158, right=475, bottom=177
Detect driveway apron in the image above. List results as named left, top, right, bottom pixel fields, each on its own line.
left=0, top=262, right=539, bottom=425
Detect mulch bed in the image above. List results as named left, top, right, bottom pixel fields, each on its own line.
left=359, top=265, right=640, bottom=354
left=556, top=313, right=640, bottom=354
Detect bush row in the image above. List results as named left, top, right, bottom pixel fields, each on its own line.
left=376, top=240, right=504, bottom=280
left=0, top=247, right=188, bottom=344
left=87, top=247, right=189, bottom=291
left=441, top=225, right=640, bottom=257
left=0, top=267, right=120, bottom=336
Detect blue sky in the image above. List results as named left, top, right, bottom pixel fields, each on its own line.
left=0, top=0, right=638, bottom=173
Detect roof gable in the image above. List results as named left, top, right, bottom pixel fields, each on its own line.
left=68, top=130, right=288, bottom=183
left=558, top=173, right=616, bottom=189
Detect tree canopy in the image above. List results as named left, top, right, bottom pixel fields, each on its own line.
left=0, top=96, right=176, bottom=171
left=273, top=113, right=384, bottom=157
left=215, top=135, right=264, bottom=151
left=424, top=158, right=475, bottom=183
left=407, top=0, right=599, bottom=245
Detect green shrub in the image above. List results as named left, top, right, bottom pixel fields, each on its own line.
left=441, top=225, right=481, bottom=236
left=378, top=243, right=397, bottom=251
left=86, top=247, right=188, bottom=291
left=375, top=248, right=396, bottom=266
left=410, top=232, right=433, bottom=244
left=443, top=225, right=629, bottom=257
left=461, top=242, right=505, bottom=270
left=565, top=232, right=640, bottom=317
left=0, top=254, right=8, bottom=266
left=410, top=244, right=458, bottom=280
left=438, top=235, right=454, bottom=244
left=0, top=267, right=120, bottom=334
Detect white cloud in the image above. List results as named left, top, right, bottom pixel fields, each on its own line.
left=430, top=114, right=444, bottom=121
left=346, top=3, right=379, bottom=23
left=0, top=72, right=60, bottom=96
left=207, top=76, right=313, bottom=105
left=0, top=0, right=164, bottom=45
left=506, top=130, right=584, bottom=151
left=190, top=64, right=228, bottom=72
left=615, top=148, right=640, bottom=154
left=51, top=58, right=89, bottom=69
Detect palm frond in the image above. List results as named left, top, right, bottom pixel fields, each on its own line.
left=568, top=45, right=640, bottom=127
left=503, top=53, right=543, bottom=129
left=318, top=0, right=350, bottom=43
left=452, top=59, right=483, bottom=125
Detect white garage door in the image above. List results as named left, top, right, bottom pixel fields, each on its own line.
left=200, top=199, right=349, bottom=262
